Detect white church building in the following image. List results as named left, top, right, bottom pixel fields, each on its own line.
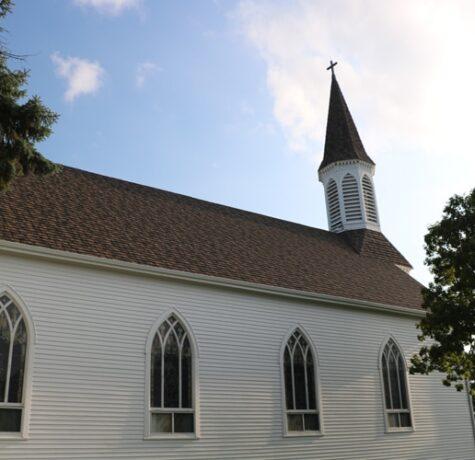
left=0, top=71, right=474, bottom=459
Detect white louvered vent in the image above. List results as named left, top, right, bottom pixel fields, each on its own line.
left=326, top=179, right=343, bottom=231
left=342, top=174, right=362, bottom=222
left=362, top=175, right=378, bottom=223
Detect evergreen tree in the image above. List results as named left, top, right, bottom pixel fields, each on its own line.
left=0, top=0, right=59, bottom=191
left=410, top=188, right=475, bottom=394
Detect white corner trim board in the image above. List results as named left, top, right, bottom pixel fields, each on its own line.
left=0, top=239, right=425, bottom=319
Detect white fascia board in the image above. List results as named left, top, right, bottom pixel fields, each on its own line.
left=0, top=239, right=425, bottom=319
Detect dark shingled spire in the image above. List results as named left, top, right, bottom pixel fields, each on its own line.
left=319, top=73, right=375, bottom=171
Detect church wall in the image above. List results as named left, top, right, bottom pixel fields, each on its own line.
left=0, top=252, right=474, bottom=460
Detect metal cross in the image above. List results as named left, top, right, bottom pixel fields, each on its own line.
left=326, top=60, right=338, bottom=74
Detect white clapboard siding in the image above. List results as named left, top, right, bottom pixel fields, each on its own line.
left=0, top=252, right=474, bottom=460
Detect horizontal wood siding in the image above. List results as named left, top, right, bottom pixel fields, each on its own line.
left=0, top=253, right=474, bottom=459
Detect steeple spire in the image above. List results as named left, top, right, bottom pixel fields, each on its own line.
left=318, top=65, right=380, bottom=233
left=319, top=70, right=374, bottom=172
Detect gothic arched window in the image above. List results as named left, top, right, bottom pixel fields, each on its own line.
left=342, top=173, right=362, bottom=222
left=0, top=293, right=29, bottom=434
left=326, top=179, right=343, bottom=232
left=380, top=338, right=413, bottom=430
left=282, top=328, right=321, bottom=434
left=148, top=313, right=195, bottom=436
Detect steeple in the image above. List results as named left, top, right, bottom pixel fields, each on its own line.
left=318, top=64, right=380, bottom=233
left=319, top=73, right=374, bottom=172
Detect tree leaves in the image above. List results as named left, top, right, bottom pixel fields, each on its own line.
left=0, top=0, right=59, bottom=191
left=410, top=189, right=475, bottom=395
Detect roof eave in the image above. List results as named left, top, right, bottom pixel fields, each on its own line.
left=0, top=238, right=425, bottom=318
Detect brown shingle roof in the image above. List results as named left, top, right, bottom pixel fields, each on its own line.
left=0, top=167, right=423, bottom=310
left=343, top=229, right=412, bottom=269
left=319, top=74, right=375, bottom=171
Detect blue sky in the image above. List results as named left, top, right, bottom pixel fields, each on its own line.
left=5, top=0, right=475, bottom=285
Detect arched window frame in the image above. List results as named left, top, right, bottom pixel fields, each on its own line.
left=280, top=325, right=323, bottom=437
left=378, top=336, right=414, bottom=433
left=144, top=309, right=200, bottom=440
left=0, top=286, right=35, bottom=440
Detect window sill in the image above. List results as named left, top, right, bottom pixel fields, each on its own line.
left=0, top=433, right=27, bottom=441
left=284, top=431, right=323, bottom=438
left=144, top=433, right=198, bottom=441
left=385, top=427, right=414, bottom=434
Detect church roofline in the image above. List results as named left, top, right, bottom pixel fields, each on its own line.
left=0, top=238, right=425, bottom=318
left=0, top=165, right=421, bottom=310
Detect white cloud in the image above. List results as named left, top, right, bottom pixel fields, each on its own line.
left=234, top=0, right=475, bottom=284
left=135, top=61, right=160, bottom=88
left=74, top=0, right=141, bottom=16
left=51, top=53, right=105, bottom=102
left=235, top=0, right=475, bottom=167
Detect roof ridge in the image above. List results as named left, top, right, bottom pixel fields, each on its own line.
left=60, top=165, right=334, bottom=238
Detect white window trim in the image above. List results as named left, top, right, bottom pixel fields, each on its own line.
left=0, top=285, right=36, bottom=441
left=280, top=325, right=324, bottom=438
left=378, top=335, right=415, bottom=434
left=144, top=308, right=200, bottom=440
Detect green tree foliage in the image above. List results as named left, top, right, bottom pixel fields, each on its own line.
left=410, top=188, right=475, bottom=394
left=0, top=0, right=59, bottom=191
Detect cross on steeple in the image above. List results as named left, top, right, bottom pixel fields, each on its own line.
left=326, top=60, right=337, bottom=75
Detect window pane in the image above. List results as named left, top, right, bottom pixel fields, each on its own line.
left=387, top=413, right=399, bottom=428
left=399, top=412, right=412, bottom=427
left=306, top=353, right=316, bottom=410
left=174, top=413, right=194, bottom=433
left=8, top=319, right=26, bottom=403
left=158, top=320, right=171, bottom=339
left=150, top=334, right=162, bottom=408
left=175, top=323, right=185, bottom=341
left=304, top=414, right=320, bottom=431
left=388, top=352, right=402, bottom=409
left=287, top=414, right=303, bottom=431
left=397, top=355, right=408, bottom=409
left=293, top=345, right=306, bottom=410
left=7, top=304, right=21, bottom=328
left=284, top=347, right=293, bottom=410
left=164, top=331, right=179, bottom=408
left=0, top=408, right=22, bottom=432
left=181, top=337, right=192, bottom=409
left=0, top=311, right=10, bottom=401
left=151, top=413, right=172, bottom=433
left=382, top=355, right=391, bottom=409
